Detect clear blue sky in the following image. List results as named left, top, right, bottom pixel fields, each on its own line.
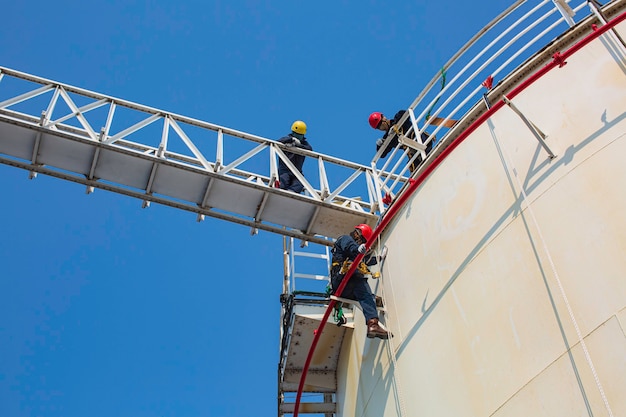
left=0, top=1, right=512, bottom=416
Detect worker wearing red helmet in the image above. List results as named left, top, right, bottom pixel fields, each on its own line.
left=369, top=110, right=458, bottom=172
left=330, top=223, right=391, bottom=339
left=369, top=110, right=434, bottom=164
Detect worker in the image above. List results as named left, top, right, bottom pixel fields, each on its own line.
left=368, top=110, right=435, bottom=173
left=330, top=224, right=391, bottom=340
left=277, top=120, right=312, bottom=193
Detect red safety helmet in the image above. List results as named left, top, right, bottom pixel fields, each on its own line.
left=354, top=224, right=373, bottom=242
left=368, top=112, right=383, bottom=129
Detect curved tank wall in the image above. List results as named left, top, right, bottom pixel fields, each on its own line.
left=335, top=17, right=626, bottom=417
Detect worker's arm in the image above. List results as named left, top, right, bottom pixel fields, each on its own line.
left=335, top=235, right=362, bottom=261
left=298, top=138, right=313, bottom=151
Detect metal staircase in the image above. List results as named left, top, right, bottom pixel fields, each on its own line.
left=0, top=67, right=395, bottom=245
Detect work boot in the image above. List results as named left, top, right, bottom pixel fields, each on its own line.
left=366, top=318, right=392, bottom=339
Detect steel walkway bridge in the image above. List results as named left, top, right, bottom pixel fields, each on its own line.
left=0, top=67, right=406, bottom=245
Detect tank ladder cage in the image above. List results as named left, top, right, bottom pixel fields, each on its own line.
left=278, top=236, right=339, bottom=417
left=0, top=67, right=387, bottom=243
left=370, top=0, right=612, bottom=202
left=282, top=236, right=332, bottom=300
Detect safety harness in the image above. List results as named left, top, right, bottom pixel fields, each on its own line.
left=327, top=259, right=380, bottom=326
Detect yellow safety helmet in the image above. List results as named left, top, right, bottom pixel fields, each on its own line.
left=291, top=120, right=307, bottom=135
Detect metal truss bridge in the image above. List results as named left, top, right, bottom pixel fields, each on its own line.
left=0, top=67, right=408, bottom=245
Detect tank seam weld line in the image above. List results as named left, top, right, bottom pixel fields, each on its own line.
left=291, top=9, right=626, bottom=417
left=496, top=125, right=614, bottom=416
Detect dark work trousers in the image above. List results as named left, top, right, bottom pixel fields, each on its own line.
left=278, top=170, right=304, bottom=193
left=331, top=273, right=378, bottom=323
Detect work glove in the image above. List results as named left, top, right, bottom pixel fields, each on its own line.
left=376, top=138, right=384, bottom=147
left=292, top=138, right=301, bottom=146
left=357, top=243, right=367, bottom=254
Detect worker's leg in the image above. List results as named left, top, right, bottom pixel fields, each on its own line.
left=288, top=175, right=304, bottom=193
left=330, top=273, right=344, bottom=293
left=278, top=171, right=292, bottom=190
left=334, top=274, right=356, bottom=298
left=351, top=278, right=378, bottom=322
left=341, top=276, right=391, bottom=339
left=354, top=279, right=390, bottom=339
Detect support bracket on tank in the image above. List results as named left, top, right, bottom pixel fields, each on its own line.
left=503, top=96, right=557, bottom=159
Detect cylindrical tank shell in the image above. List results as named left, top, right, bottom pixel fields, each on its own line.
left=335, top=19, right=626, bottom=417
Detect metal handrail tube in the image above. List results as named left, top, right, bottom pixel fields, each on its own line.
left=416, top=0, right=551, bottom=135
left=407, top=0, right=527, bottom=111
left=427, top=5, right=566, bottom=141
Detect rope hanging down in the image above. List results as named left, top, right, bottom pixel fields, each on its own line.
left=425, top=67, right=447, bottom=121
left=424, top=67, right=457, bottom=128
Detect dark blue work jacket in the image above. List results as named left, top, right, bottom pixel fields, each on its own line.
left=277, top=133, right=312, bottom=173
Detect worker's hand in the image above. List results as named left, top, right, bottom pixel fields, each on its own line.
left=357, top=244, right=367, bottom=254
left=292, top=138, right=301, bottom=146
left=376, top=138, right=384, bottom=147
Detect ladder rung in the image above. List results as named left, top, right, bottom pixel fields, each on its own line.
left=279, top=402, right=336, bottom=414
left=292, top=273, right=328, bottom=280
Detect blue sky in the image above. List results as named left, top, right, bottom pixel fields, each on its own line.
left=0, top=1, right=513, bottom=416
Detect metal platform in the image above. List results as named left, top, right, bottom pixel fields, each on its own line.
left=278, top=301, right=353, bottom=416
left=0, top=67, right=391, bottom=244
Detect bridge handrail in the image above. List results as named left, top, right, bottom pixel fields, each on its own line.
left=0, top=66, right=405, bottom=217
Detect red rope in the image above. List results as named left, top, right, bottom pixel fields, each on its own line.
left=291, top=10, right=626, bottom=416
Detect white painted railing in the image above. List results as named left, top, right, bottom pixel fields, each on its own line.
left=371, top=0, right=613, bottom=204
left=0, top=66, right=404, bottom=219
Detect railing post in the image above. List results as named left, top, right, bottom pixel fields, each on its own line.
left=552, top=0, right=576, bottom=27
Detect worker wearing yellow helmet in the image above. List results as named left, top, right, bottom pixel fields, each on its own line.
left=277, top=120, right=312, bottom=193
left=290, top=120, right=307, bottom=135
